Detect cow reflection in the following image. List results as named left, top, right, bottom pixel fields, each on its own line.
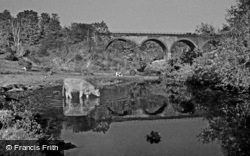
left=63, top=97, right=100, bottom=116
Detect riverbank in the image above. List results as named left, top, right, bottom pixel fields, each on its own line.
left=0, top=72, right=161, bottom=91
left=0, top=58, right=160, bottom=90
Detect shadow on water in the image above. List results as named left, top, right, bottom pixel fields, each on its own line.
left=9, top=81, right=249, bottom=156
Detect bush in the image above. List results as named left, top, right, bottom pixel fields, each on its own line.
left=0, top=110, right=43, bottom=140
left=74, top=54, right=83, bottom=61
left=37, top=46, right=50, bottom=57
left=4, top=53, right=18, bottom=61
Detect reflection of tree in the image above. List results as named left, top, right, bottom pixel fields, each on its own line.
left=176, top=100, right=195, bottom=114
left=168, top=85, right=197, bottom=114
left=43, top=118, right=62, bottom=140
left=63, top=116, right=96, bottom=133
left=129, top=83, right=148, bottom=100
left=63, top=116, right=112, bottom=134
left=192, top=87, right=250, bottom=155
left=92, top=121, right=112, bottom=134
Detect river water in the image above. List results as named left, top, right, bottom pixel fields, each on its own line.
left=23, top=81, right=249, bottom=156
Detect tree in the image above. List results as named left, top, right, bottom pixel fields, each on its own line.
left=0, top=10, right=43, bottom=53
left=226, top=0, right=250, bottom=29
left=65, top=23, right=94, bottom=44
left=191, top=1, right=250, bottom=154
left=45, top=13, right=61, bottom=38
left=195, top=23, right=219, bottom=36
left=192, top=0, right=250, bottom=90
left=37, top=13, right=62, bottom=58
left=16, top=10, right=40, bottom=46
left=9, top=18, right=22, bottom=53
left=217, top=0, right=250, bottom=89
left=193, top=88, right=250, bottom=156
left=0, top=10, right=13, bottom=49
left=91, top=21, right=110, bottom=34
left=39, top=13, right=51, bottom=38
left=91, top=21, right=111, bottom=45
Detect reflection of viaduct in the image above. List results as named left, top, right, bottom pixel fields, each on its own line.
left=105, top=32, right=217, bottom=59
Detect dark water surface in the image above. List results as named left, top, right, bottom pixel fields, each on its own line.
left=27, top=82, right=226, bottom=156
left=61, top=119, right=221, bottom=156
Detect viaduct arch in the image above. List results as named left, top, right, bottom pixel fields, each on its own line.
left=140, top=38, right=168, bottom=53
left=104, top=32, right=218, bottom=59
left=201, top=39, right=220, bottom=51
left=105, top=38, right=130, bottom=50
left=170, top=38, right=197, bottom=52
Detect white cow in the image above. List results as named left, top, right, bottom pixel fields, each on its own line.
left=62, top=78, right=100, bottom=104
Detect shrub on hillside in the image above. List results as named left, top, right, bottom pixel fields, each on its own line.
left=180, top=49, right=202, bottom=65
left=186, top=47, right=250, bottom=92
left=37, top=46, right=50, bottom=57
left=4, top=53, right=18, bottom=61
left=187, top=54, right=221, bottom=87
left=38, top=35, right=69, bottom=58
left=74, top=54, right=83, bottom=61
left=0, top=110, right=43, bottom=140
left=144, top=59, right=167, bottom=76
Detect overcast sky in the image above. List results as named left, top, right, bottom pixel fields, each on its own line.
left=0, top=0, right=236, bottom=33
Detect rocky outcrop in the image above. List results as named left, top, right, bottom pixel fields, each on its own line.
left=0, top=83, right=49, bottom=96
left=1, top=84, right=32, bottom=92
left=144, top=59, right=169, bottom=76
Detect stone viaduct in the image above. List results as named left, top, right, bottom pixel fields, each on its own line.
left=104, top=32, right=218, bottom=59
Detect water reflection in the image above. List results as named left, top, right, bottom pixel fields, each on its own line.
left=29, top=82, right=201, bottom=131
left=63, top=97, right=100, bottom=116
left=62, top=116, right=111, bottom=134
left=18, top=81, right=224, bottom=155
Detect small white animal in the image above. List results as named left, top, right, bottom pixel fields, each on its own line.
left=19, top=59, right=32, bottom=71
left=115, top=72, right=123, bottom=77
left=21, top=67, right=27, bottom=71
left=62, top=78, right=100, bottom=101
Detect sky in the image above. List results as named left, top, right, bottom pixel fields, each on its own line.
left=0, top=0, right=236, bottom=33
